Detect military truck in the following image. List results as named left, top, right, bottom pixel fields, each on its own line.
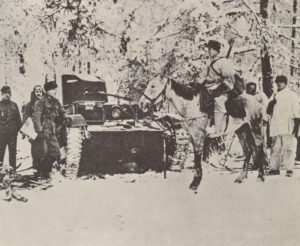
left=60, top=74, right=166, bottom=177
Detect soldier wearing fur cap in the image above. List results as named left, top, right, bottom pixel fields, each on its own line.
left=32, top=81, right=66, bottom=179
left=0, top=85, right=22, bottom=171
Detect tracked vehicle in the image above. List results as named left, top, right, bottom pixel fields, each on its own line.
left=60, top=74, right=165, bottom=177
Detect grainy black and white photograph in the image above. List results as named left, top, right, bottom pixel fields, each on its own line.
left=0, top=0, right=300, bottom=245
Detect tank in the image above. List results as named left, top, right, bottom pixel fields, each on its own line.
left=60, top=74, right=165, bottom=177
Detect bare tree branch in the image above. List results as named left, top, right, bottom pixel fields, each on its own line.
left=234, top=48, right=256, bottom=55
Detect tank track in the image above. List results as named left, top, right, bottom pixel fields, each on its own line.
left=63, top=127, right=85, bottom=178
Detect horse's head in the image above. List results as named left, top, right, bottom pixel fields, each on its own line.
left=139, top=75, right=168, bottom=112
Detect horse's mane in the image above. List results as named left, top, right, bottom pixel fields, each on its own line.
left=169, top=78, right=195, bottom=101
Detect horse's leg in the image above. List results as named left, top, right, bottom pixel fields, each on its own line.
left=189, top=150, right=202, bottom=190
left=256, top=144, right=265, bottom=182
left=257, top=146, right=266, bottom=182
left=234, top=123, right=255, bottom=183
left=251, top=125, right=266, bottom=182
left=189, top=137, right=203, bottom=190
left=202, top=137, right=210, bottom=162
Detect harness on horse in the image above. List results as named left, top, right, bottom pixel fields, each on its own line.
left=142, top=82, right=167, bottom=108
left=143, top=78, right=208, bottom=124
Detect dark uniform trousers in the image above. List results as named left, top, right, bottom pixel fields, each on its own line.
left=0, top=134, right=17, bottom=168
left=36, top=133, right=60, bottom=174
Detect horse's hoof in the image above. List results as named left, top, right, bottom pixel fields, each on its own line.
left=234, top=178, right=243, bottom=184
left=189, top=185, right=198, bottom=191
left=189, top=177, right=201, bottom=190
left=257, top=175, right=265, bottom=182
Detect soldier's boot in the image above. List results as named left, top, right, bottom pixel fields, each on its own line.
left=44, top=156, right=56, bottom=178
left=35, top=157, right=47, bottom=179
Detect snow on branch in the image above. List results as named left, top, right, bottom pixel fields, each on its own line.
left=153, top=24, right=195, bottom=41
left=226, top=23, right=243, bottom=38
left=240, top=0, right=262, bottom=27
left=289, top=64, right=300, bottom=70
left=277, top=25, right=300, bottom=28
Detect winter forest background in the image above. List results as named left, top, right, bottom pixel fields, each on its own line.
left=1, top=0, right=300, bottom=106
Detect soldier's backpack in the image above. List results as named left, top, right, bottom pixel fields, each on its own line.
left=224, top=96, right=246, bottom=118
left=227, top=73, right=245, bottom=98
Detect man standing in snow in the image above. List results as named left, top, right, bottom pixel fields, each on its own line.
left=268, top=75, right=300, bottom=177
left=32, top=81, right=66, bottom=179
left=246, top=82, right=269, bottom=169
left=22, top=85, right=44, bottom=173
left=0, top=86, right=22, bottom=171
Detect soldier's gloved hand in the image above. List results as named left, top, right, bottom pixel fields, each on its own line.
left=201, top=79, right=210, bottom=87
left=188, top=82, right=197, bottom=88
left=63, top=117, right=73, bottom=127
left=292, top=118, right=300, bottom=137
left=262, top=120, right=268, bottom=126
left=205, top=77, right=221, bottom=84
left=37, top=131, right=45, bottom=138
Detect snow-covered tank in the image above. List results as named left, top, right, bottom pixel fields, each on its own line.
left=60, top=74, right=165, bottom=177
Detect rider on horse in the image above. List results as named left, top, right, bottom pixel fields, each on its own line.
left=198, top=40, right=237, bottom=136
left=190, top=40, right=247, bottom=135
left=193, top=40, right=263, bottom=180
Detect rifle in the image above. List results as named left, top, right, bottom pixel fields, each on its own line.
left=226, top=39, right=235, bottom=59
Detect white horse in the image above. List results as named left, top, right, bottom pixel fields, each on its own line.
left=139, top=75, right=265, bottom=190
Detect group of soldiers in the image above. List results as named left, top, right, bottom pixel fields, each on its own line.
left=201, top=39, right=300, bottom=177
left=0, top=39, right=300, bottom=181
left=0, top=81, right=65, bottom=180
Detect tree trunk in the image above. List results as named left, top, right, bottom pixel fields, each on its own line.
left=291, top=0, right=297, bottom=76
left=260, top=0, right=273, bottom=98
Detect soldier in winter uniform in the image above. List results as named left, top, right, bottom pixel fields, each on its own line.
left=32, top=81, right=66, bottom=178
left=198, top=40, right=261, bottom=178
left=202, top=40, right=236, bottom=136
left=246, top=82, right=269, bottom=169
left=246, top=82, right=269, bottom=108
left=268, top=75, right=300, bottom=177
left=0, top=86, right=22, bottom=170
left=22, top=85, right=44, bottom=172
left=198, top=40, right=237, bottom=160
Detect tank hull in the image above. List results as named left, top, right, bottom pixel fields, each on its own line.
left=78, top=126, right=165, bottom=175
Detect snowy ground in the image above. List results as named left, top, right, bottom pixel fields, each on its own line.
left=0, top=137, right=300, bottom=246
